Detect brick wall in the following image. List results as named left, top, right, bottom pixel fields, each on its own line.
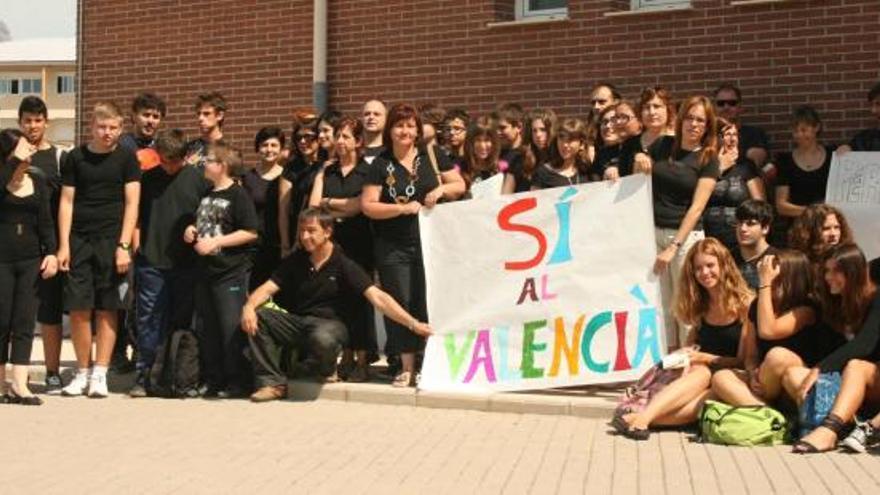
left=81, top=0, right=880, bottom=161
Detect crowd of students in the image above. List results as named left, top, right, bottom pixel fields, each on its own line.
left=1, top=81, right=879, bottom=453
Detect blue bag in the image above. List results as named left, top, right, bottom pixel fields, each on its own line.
left=798, top=371, right=842, bottom=438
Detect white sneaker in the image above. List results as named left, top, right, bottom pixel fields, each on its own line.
left=61, top=372, right=90, bottom=397
left=87, top=373, right=108, bottom=398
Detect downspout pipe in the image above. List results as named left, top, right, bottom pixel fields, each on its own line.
left=75, top=0, right=84, bottom=144
left=313, top=0, right=327, bottom=113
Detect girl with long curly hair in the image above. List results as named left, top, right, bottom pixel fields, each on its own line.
left=612, top=238, right=754, bottom=440
left=787, top=203, right=853, bottom=265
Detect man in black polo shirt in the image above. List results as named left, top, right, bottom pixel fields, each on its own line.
left=241, top=207, right=431, bottom=402
left=733, top=199, right=777, bottom=290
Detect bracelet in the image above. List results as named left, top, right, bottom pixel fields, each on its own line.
left=757, top=284, right=770, bottom=290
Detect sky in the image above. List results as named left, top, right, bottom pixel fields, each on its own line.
left=0, top=0, right=77, bottom=40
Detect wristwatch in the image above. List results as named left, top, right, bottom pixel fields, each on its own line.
left=117, top=242, right=131, bottom=252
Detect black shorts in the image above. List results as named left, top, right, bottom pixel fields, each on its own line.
left=63, top=234, right=125, bottom=311
left=37, top=273, right=64, bottom=325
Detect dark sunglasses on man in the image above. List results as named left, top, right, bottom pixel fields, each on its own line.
left=716, top=99, right=739, bottom=108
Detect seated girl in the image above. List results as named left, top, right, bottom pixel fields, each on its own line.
left=612, top=238, right=753, bottom=440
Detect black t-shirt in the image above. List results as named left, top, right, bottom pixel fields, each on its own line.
left=697, top=318, right=742, bottom=358
left=282, top=155, right=321, bottom=226
left=849, top=128, right=880, bottom=151
left=184, top=138, right=210, bottom=170
left=140, top=165, right=211, bottom=269
left=0, top=176, right=56, bottom=262
left=61, top=145, right=141, bottom=237
left=703, top=159, right=759, bottom=251
left=816, top=291, right=880, bottom=372
left=194, top=183, right=259, bottom=279
left=775, top=146, right=834, bottom=207
left=738, top=124, right=770, bottom=159
left=531, top=163, right=589, bottom=190
left=749, top=300, right=825, bottom=365
left=363, top=145, right=386, bottom=165
left=650, top=142, right=721, bottom=229
left=593, top=143, right=623, bottom=178
left=242, top=168, right=281, bottom=249
left=502, top=148, right=529, bottom=193
left=365, top=146, right=453, bottom=247
left=30, top=146, right=64, bottom=199
left=619, top=134, right=674, bottom=177
left=734, top=245, right=777, bottom=290
left=320, top=160, right=373, bottom=268
left=271, top=244, right=374, bottom=320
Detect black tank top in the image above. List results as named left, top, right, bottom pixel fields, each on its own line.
left=697, top=319, right=742, bottom=358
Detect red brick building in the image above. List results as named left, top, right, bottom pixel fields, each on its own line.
left=79, top=0, right=880, bottom=159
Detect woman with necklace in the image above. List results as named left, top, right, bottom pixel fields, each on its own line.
left=0, top=129, right=58, bottom=405
left=309, top=116, right=376, bottom=382
left=531, top=117, right=591, bottom=190
left=361, top=104, right=465, bottom=387
left=775, top=106, right=835, bottom=235
left=243, top=127, right=286, bottom=290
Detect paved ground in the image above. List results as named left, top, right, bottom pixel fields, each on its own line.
left=4, top=393, right=880, bottom=494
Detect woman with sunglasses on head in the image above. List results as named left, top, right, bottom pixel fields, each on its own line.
left=279, top=109, right=321, bottom=256
left=702, top=118, right=765, bottom=253
left=782, top=244, right=880, bottom=453
left=619, top=87, right=676, bottom=177
left=637, top=95, right=721, bottom=348
left=361, top=104, right=466, bottom=387
left=530, top=118, right=591, bottom=190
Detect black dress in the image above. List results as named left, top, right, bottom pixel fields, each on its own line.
left=242, top=167, right=282, bottom=290
left=703, top=159, right=759, bottom=252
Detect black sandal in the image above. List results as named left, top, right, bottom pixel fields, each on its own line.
left=793, top=413, right=847, bottom=454
left=610, top=413, right=651, bottom=441
left=8, top=390, right=44, bottom=406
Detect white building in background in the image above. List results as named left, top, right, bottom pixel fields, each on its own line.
left=0, top=38, right=76, bottom=147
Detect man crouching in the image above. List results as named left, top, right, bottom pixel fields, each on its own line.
left=241, top=207, right=431, bottom=402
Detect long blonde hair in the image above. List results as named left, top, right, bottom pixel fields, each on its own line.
left=675, top=238, right=753, bottom=327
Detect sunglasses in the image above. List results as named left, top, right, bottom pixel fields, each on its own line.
left=296, top=133, right=317, bottom=142
left=716, top=99, right=739, bottom=108
left=591, top=98, right=609, bottom=106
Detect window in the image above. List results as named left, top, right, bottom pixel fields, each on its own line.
left=21, top=78, right=41, bottom=94
left=57, top=75, right=76, bottom=94
left=630, top=0, right=691, bottom=9
left=0, top=79, right=11, bottom=95
left=518, top=0, right=567, bottom=19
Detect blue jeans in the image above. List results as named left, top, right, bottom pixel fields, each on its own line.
left=135, top=256, right=196, bottom=373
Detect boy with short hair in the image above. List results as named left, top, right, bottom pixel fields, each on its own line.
left=733, top=199, right=777, bottom=290
left=493, top=103, right=528, bottom=192
left=184, top=92, right=227, bottom=169
left=121, top=91, right=166, bottom=154
left=57, top=102, right=141, bottom=398
left=130, top=128, right=210, bottom=397
left=184, top=143, right=258, bottom=397
left=17, top=96, right=69, bottom=393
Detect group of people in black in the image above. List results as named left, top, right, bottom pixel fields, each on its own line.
left=1, top=80, right=879, bottom=455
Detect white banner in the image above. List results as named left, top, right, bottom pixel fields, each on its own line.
left=418, top=175, right=665, bottom=393
left=826, top=152, right=880, bottom=260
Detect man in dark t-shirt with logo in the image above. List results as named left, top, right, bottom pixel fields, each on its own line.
left=241, top=207, right=431, bottom=402
left=184, top=92, right=227, bottom=170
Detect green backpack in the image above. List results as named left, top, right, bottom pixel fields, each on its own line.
left=699, top=400, right=789, bottom=446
